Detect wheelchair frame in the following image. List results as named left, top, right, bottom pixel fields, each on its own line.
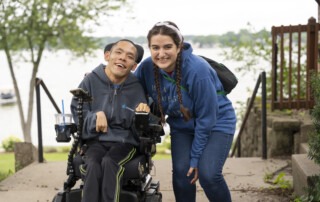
left=52, top=88, right=163, bottom=202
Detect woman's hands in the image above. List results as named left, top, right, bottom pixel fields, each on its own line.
left=187, top=167, right=199, bottom=184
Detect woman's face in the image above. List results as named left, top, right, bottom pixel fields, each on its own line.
left=149, top=34, right=181, bottom=73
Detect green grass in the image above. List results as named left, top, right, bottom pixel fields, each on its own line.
left=0, top=152, right=15, bottom=181
left=153, top=153, right=171, bottom=160
left=44, top=152, right=69, bottom=161
left=0, top=151, right=69, bottom=181
left=154, top=145, right=171, bottom=160
left=0, top=152, right=15, bottom=173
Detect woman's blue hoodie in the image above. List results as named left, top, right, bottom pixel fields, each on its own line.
left=134, top=43, right=236, bottom=167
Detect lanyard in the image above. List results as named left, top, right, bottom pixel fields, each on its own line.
left=162, top=74, right=226, bottom=95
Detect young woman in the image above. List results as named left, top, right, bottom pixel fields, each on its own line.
left=134, top=21, right=236, bottom=202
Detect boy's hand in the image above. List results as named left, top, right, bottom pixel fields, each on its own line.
left=135, top=103, right=150, bottom=113
left=96, top=111, right=108, bottom=132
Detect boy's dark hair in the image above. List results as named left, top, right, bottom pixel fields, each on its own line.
left=104, top=40, right=144, bottom=64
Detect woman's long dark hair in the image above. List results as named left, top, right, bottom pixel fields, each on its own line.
left=147, top=21, right=191, bottom=123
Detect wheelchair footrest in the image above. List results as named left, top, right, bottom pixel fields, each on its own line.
left=141, top=174, right=152, bottom=191
left=145, top=180, right=162, bottom=202
left=150, top=180, right=160, bottom=190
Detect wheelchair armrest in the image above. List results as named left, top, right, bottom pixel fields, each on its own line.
left=148, top=124, right=164, bottom=134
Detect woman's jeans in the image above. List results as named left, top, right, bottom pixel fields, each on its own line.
left=171, top=131, right=233, bottom=202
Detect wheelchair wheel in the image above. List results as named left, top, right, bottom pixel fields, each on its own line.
left=52, top=192, right=64, bottom=202
left=145, top=192, right=162, bottom=202
left=153, top=193, right=162, bottom=202
left=52, top=194, right=60, bottom=202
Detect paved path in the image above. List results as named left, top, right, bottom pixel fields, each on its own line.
left=0, top=157, right=292, bottom=202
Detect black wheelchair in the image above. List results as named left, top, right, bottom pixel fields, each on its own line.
left=52, top=88, right=164, bottom=202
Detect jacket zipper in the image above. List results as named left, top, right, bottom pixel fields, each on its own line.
left=110, top=88, right=117, bottom=117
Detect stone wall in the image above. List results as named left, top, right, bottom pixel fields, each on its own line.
left=239, top=106, right=313, bottom=158
left=14, top=142, right=38, bottom=171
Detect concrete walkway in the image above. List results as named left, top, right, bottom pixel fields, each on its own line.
left=0, top=157, right=293, bottom=202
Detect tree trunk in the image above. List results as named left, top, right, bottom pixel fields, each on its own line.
left=2, top=34, right=44, bottom=144
left=2, top=38, right=30, bottom=142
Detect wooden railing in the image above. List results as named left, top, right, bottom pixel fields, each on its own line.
left=271, top=17, right=319, bottom=111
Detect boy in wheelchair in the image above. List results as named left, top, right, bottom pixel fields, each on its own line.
left=53, top=39, right=163, bottom=202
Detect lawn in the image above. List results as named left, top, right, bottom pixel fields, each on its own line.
left=0, top=151, right=72, bottom=181
left=0, top=152, right=14, bottom=172
left=0, top=152, right=15, bottom=181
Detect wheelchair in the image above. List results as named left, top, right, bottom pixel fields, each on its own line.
left=52, top=88, right=164, bottom=202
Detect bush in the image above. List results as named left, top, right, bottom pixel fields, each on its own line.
left=306, top=74, right=320, bottom=201
left=309, top=74, right=320, bottom=165
left=1, top=135, right=22, bottom=152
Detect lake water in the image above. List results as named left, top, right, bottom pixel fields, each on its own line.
left=0, top=48, right=255, bottom=147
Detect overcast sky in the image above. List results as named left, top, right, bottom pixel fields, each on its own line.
left=91, top=0, right=318, bottom=37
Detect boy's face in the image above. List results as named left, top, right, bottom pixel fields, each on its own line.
left=105, top=41, right=137, bottom=81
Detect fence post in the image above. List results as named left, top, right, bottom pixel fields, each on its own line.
left=35, top=78, right=44, bottom=163
left=307, top=17, right=317, bottom=108
left=261, top=72, right=267, bottom=159
left=236, top=138, right=241, bottom=157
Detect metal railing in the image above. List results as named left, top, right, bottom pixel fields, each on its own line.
left=35, top=77, right=61, bottom=163
left=230, top=71, right=267, bottom=159
left=35, top=73, right=267, bottom=161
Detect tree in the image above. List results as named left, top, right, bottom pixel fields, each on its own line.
left=221, top=26, right=272, bottom=79
left=0, top=0, right=127, bottom=143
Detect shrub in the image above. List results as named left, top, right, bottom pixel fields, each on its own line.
left=1, top=135, right=22, bottom=152
left=309, top=74, right=320, bottom=164
left=306, top=74, right=320, bottom=201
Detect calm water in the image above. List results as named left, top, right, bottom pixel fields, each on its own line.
left=0, top=48, right=253, bottom=146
